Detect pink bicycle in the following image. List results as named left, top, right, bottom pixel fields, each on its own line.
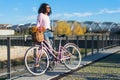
left=24, top=35, right=81, bottom=75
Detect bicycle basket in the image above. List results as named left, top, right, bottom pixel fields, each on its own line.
left=32, top=31, right=44, bottom=42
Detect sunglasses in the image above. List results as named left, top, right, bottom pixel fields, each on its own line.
left=46, top=6, right=50, bottom=9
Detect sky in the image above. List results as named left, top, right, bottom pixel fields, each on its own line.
left=0, top=0, right=120, bottom=25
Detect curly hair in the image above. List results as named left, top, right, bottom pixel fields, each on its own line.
left=38, top=3, right=52, bottom=16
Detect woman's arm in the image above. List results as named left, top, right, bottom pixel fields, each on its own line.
left=36, top=13, right=43, bottom=27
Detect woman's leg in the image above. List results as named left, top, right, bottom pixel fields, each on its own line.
left=44, top=30, right=54, bottom=71
left=44, top=30, right=53, bottom=47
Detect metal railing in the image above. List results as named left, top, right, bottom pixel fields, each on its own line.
left=0, top=34, right=120, bottom=79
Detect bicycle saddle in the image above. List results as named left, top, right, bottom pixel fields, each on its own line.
left=57, top=34, right=66, bottom=38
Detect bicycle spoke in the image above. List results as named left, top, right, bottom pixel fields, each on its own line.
left=24, top=46, right=49, bottom=75
left=63, top=43, right=81, bottom=70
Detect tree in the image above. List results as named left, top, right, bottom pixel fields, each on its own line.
left=54, top=21, right=71, bottom=35
left=72, top=22, right=85, bottom=36
left=83, top=26, right=87, bottom=33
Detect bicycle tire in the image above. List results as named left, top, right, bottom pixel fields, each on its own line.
left=24, top=46, right=49, bottom=75
left=63, top=43, right=81, bottom=70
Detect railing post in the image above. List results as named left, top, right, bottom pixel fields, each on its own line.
left=102, top=34, right=104, bottom=51
left=118, top=35, right=120, bottom=46
left=97, top=35, right=99, bottom=53
left=66, top=36, right=69, bottom=43
left=110, top=35, right=112, bottom=47
left=7, top=37, right=11, bottom=79
left=105, top=35, right=108, bottom=47
left=116, top=35, right=117, bottom=46
left=116, top=35, right=118, bottom=46
left=76, top=36, right=79, bottom=47
left=85, top=35, right=87, bottom=56
left=113, top=35, right=115, bottom=46
left=111, top=35, right=113, bottom=47
left=91, top=35, right=94, bottom=54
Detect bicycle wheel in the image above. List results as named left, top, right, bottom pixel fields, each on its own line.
left=63, top=43, right=81, bottom=70
left=24, top=46, right=49, bottom=75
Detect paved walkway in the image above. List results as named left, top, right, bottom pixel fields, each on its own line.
left=12, top=46, right=120, bottom=80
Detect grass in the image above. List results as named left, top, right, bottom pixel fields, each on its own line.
left=0, top=78, right=6, bottom=80
left=60, top=52, right=120, bottom=80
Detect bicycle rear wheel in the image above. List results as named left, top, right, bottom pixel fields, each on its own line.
left=63, top=43, right=81, bottom=70
left=24, top=46, right=49, bottom=75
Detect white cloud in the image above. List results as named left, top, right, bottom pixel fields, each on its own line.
left=16, top=15, right=37, bottom=23
left=73, top=12, right=92, bottom=17
left=14, top=8, right=120, bottom=24
left=53, top=12, right=92, bottom=20
left=25, top=15, right=37, bottom=21
left=32, top=6, right=37, bottom=12
left=52, top=13, right=63, bottom=20
left=97, top=8, right=120, bottom=14
left=52, top=13, right=61, bottom=18
left=26, top=15, right=37, bottom=20
left=53, top=8, right=120, bottom=20
left=63, top=12, right=92, bottom=18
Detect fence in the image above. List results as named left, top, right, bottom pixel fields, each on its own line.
left=0, top=34, right=120, bottom=79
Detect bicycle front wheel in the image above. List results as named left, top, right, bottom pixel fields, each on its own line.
left=24, top=46, right=49, bottom=76
left=63, top=43, right=81, bottom=70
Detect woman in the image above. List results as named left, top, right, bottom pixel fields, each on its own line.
left=36, top=3, right=53, bottom=45
left=35, top=3, right=54, bottom=70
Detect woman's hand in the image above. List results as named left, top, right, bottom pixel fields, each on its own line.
left=38, top=26, right=46, bottom=32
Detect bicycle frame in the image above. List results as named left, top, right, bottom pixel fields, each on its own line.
left=38, top=37, right=71, bottom=61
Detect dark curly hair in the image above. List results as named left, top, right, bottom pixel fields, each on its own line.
left=38, top=3, right=52, bottom=16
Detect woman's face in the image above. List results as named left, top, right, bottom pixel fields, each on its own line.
left=46, top=5, right=51, bottom=13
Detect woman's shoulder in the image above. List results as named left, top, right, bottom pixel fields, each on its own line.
left=39, top=13, right=47, bottom=17
left=39, top=13, right=44, bottom=16
left=40, top=13, right=46, bottom=16
left=38, top=13, right=44, bottom=18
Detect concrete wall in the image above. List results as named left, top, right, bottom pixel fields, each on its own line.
left=0, top=30, right=14, bottom=35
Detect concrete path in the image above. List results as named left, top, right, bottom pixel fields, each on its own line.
left=12, top=46, right=120, bottom=80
